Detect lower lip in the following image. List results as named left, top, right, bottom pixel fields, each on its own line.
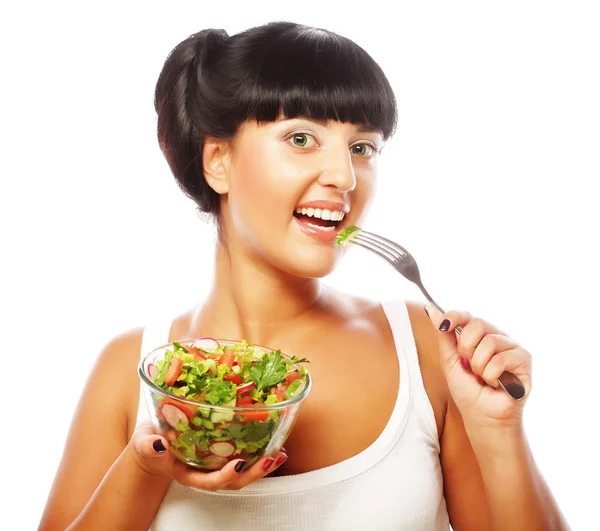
left=293, top=216, right=341, bottom=243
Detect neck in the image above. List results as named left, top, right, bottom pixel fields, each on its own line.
left=195, top=239, right=324, bottom=344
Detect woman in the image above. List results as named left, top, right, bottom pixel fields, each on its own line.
left=39, top=21, right=569, bottom=531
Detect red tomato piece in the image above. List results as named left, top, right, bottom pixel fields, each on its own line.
left=224, top=374, right=243, bottom=385
left=285, top=371, right=302, bottom=387
left=164, top=357, right=184, bottom=386
left=218, top=351, right=235, bottom=368
left=236, top=395, right=255, bottom=406
left=238, top=406, right=269, bottom=422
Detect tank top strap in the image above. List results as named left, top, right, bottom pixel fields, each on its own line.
left=381, top=298, right=440, bottom=450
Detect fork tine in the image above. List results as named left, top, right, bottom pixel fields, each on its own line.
left=355, top=232, right=405, bottom=262
left=360, top=230, right=410, bottom=257
left=352, top=238, right=400, bottom=269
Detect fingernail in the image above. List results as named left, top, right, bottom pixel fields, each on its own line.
left=460, top=357, right=471, bottom=371
left=423, top=305, right=430, bottom=317
left=153, top=439, right=166, bottom=453
left=476, top=375, right=486, bottom=385
left=276, top=454, right=288, bottom=467
left=439, top=319, right=451, bottom=332
left=235, top=460, right=246, bottom=473
left=262, top=457, right=275, bottom=471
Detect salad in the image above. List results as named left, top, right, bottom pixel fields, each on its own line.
left=145, top=338, right=310, bottom=470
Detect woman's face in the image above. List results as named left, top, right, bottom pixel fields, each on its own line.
left=220, top=116, right=384, bottom=279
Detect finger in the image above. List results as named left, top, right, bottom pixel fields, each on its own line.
left=130, top=422, right=170, bottom=460
left=424, top=305, right=464, bottom=374
left=223, top=451, right=289, bottom=490
left=468, top=334, right=520, bottom=376
left=173, top=457, right=248, bottom=491
left=481, top=348, right=532, bottom=393
left=435, top=309, right=474, bottom=333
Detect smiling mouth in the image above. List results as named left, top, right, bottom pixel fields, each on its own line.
left=293, top=207, right=345, bottom=230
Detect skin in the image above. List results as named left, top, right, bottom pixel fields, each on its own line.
left=39, top=117, right=570, bottom=531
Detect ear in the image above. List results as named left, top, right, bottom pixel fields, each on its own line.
left=202, top=138, right=231, bottom=195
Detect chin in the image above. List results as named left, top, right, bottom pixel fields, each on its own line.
left=274, top=247, right=341, bottom=279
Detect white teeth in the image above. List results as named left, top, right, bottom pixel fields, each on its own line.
left=294, top=206, right=347, bottom=221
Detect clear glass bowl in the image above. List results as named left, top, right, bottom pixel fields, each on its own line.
left=138, top=339, right=312, bottom=471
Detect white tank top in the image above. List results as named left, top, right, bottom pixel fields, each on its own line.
left=136, top=298, right=450, bottom=530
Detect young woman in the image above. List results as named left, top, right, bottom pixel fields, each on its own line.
left=39, top=21, right=569, bottom=531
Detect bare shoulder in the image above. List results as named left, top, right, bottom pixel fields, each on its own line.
left=405, top=300, right=449, bottom=436
left=98, top=327, right=146, bottom=440
left=75, top=326, right=146, bottom=444
left=38, top=327, right=145, bottom=530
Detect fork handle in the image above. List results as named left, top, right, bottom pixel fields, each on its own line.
left=427, top=301, right=526, bottom=400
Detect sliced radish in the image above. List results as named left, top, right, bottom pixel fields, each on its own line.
left=209, top=440, right=236, bottom=458
left=160, top=403, right=190, bottom=429
left=202, top=455, right=229, bottom=470
left=236, top=381, right=256, bottom=395
left=148, top=364, right=158, bottom=379
left=192, top=337, right=220, bottom=352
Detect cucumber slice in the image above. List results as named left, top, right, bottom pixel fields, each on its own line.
left=334, top=225, right=362, bottom=246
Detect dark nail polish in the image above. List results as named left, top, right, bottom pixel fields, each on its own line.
left=460, top=357, right=471, bottom=371
left=153, top=439, right=166, bottom=453
left=439, top=319, right=451, bottom=332
left=276, top=454, right=288, bottom=467
left=235, top=460, right=246, bottom=473
left=262, top=457, right=275, bottom=472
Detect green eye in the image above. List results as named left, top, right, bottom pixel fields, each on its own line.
left=292, top=134, right=309, bottom=147
left=351, top=144, right=375, bottom=156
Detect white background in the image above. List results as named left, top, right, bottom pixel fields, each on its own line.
left=1, top=1, right=598, bottom=529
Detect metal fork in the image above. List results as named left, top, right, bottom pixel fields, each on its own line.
left=342, top=228, right=526, bottom=400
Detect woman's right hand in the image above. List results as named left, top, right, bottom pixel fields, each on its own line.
left=127, top=420, right=288, bottom=490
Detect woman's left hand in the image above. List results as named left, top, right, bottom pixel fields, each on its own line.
left=424, top=305, right=532, bottom=430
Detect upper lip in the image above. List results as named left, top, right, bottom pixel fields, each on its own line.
left=294, top=200, right=350, bottom=213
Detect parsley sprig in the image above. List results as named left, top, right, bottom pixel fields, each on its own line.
left=248, top=350, right=309, bottom=392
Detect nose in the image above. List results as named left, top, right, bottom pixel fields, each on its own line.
left=316, top=147, right=357, bottom=193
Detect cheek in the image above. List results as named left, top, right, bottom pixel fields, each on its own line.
left=227, top=141, right=304, bottom=237
left=351, top=170, right=377, bottom=222
left=229, top=141, right=310, bottom=217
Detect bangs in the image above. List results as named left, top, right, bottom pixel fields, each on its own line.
left=236, top=25, right=397, bottom=140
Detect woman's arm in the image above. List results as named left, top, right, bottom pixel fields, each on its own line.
left=410, top=302, right=570, bottom=531
left=464, top=421, right=568, bottom=531
left=441, top=394, right=570, bottom=531
left=63, top=444, right=171, bottom=531
left=38, top=330, right=170, bottom=531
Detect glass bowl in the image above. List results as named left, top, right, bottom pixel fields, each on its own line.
left=138, top=338, right=312, bottom=472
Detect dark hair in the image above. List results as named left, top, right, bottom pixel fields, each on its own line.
left=154, top=21, right=398, bottom=217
